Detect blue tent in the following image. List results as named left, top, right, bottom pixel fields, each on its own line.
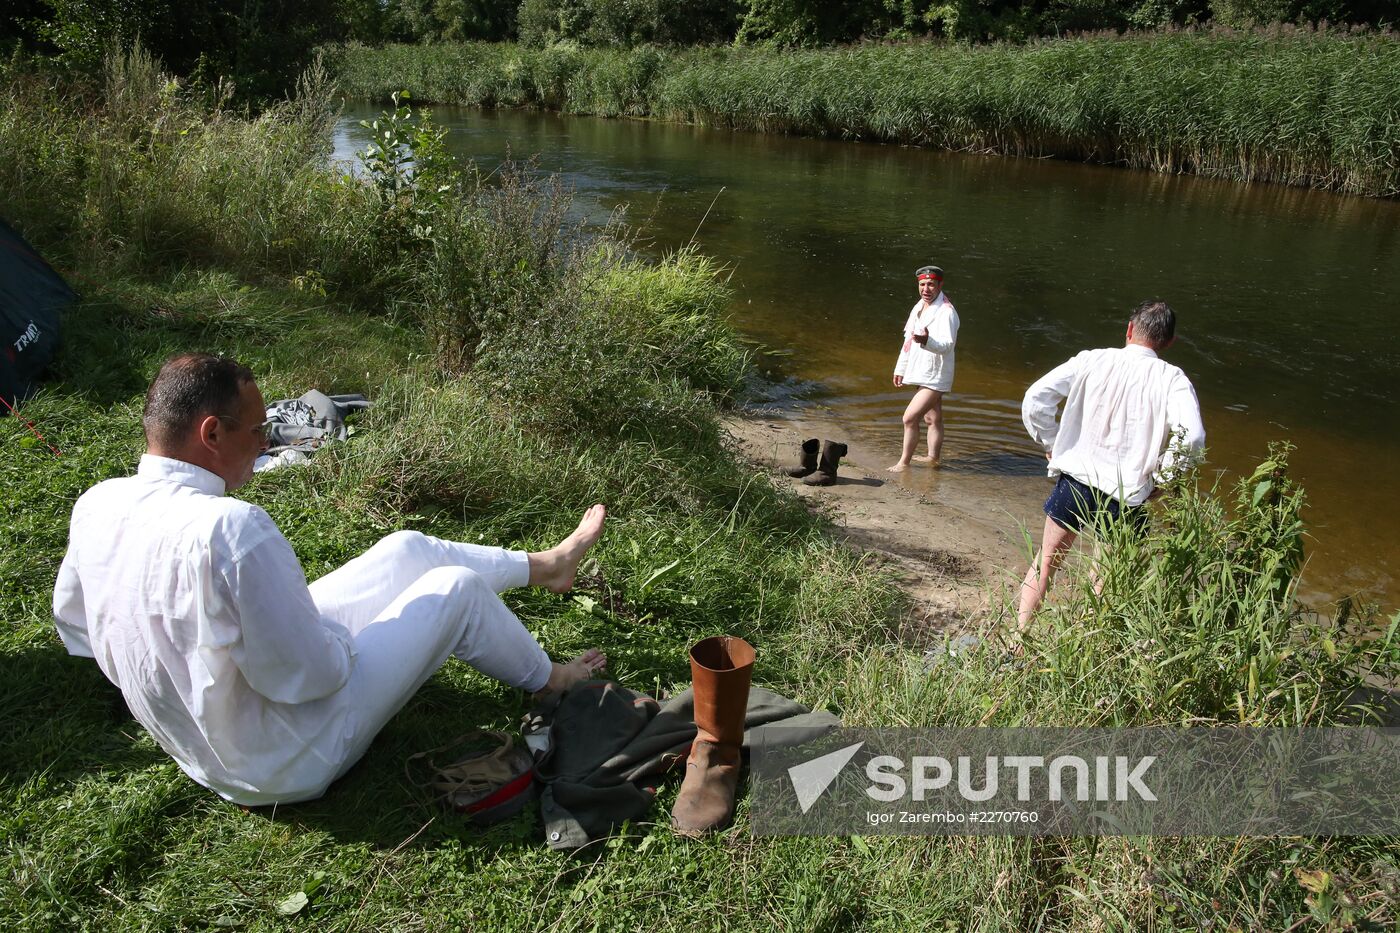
left=1, top=218, right=72, bottom=411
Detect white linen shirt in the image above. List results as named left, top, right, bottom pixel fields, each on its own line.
left=53, top=455, right=359, bottom=802
left=893, top=293, right=959, bottom=393
left=1021, top=344, right=1206, bottom=507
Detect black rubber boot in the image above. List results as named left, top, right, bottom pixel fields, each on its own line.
left=785, top=438, right=820, bottom=478
left=802, top=441, right=848, bottom=486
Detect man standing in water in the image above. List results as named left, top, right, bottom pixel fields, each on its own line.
left=888, top=265, right=959, bottom=472
left=1017, top=300, right=1205, bottom=626
left=53, top=353, right=608, bottom=805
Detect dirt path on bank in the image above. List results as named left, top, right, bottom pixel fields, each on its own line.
left=726, top=409, right=1041, bottom=640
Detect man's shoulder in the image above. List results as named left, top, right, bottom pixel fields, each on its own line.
left=75, top=471, right=139, bottom=496
left=1138, top=351, right=1192, bottom=383
left=1092, top=346, right=1186, bottom=374
left=70, top=472, right=147, bottom=516
left=163, top=496, right=285, bottom=565
left=1120, top=350, right=1197, bottom=399
left=206, top=499, right=285, bottom=557
left=1064, top=347, right=1110, bottom=368
left=73, top=474, right=282, bottom=556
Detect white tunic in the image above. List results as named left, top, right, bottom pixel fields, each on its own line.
left=1021, top=344, right=1206, bottom=507
left=53, top=455, right=550, bottom=804
left=893, top=293, right=959, bottom=392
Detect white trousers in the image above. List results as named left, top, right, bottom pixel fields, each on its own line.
left=306, top=530, right=552, bottom=785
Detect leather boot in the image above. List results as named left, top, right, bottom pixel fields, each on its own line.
left=671, top=635, right=755, bottom=836
left=785, top=438, right=820, bottom=478
left=802, top=440, right=848, bottom=486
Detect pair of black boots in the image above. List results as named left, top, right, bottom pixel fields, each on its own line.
left=785, top=438, right=848, bottom=486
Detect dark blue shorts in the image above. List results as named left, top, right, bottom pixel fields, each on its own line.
left=1043, top=474, right=1148, bottom=536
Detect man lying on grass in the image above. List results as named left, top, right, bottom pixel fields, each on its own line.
left=52, top=353, right=607, bottom=806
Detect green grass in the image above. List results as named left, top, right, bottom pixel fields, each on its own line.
left=330, top=27, right=1400, bottom=198
left=3, top=48, right=1400, bottom=931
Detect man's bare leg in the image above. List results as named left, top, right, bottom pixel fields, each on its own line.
left=1017, top=516, right=1078, bottom=627
left=888, top=388, right=938, bottom=472
left=540, top=648, right=608, bottom=696
left=525, top=508, right=608, bottom=696
left=527, top=504, right=606, bottom=593
left=1089, top=541, right=1107, bottom=596
left=912, top=393, right=945, bottom=465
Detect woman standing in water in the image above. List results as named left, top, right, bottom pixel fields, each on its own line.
left=888, top=265, right=959, bottom=473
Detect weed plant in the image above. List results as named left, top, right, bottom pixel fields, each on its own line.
left=3, top=49, right=1399, bottom=931
left=331, top=27, right=1400, bottom=197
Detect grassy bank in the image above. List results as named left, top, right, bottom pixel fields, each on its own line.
left=4, top=50, right=1400, bottom=930
left=330, top=28, right=1400, bottom=198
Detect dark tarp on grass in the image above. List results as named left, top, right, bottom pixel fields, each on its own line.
left=1, top=217, right=72, bottom=411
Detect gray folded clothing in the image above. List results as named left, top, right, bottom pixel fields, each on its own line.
left=527, top=681, right=839, bottom=850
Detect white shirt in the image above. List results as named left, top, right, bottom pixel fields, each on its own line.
left=53, top=455, right=359, bottom=802
left=893, top=293, right=958, bottom=392
left=1022, top=344, right=1206, bottom=507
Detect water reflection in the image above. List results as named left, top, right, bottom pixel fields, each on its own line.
left=334, top=103, right=1400, bottom=609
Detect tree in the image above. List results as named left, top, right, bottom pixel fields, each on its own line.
left=517, top=0, right=743, bottom=47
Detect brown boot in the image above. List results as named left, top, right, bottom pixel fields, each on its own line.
left=670, top=635, right=755, bottom=836
left=801, top=440, right=848, bottom=486
left=785, top=438, right=820, bottom=478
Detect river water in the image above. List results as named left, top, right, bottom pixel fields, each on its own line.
left=333, top=104, right=1400, bottom=611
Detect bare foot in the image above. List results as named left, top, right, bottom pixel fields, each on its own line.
left=537, top=648, right=607, bottom=696
left=886, top=462, right=909, bottom=473
left=911, top=455, right=934, bottom=463
left=528, top=505, right=606, bottom=593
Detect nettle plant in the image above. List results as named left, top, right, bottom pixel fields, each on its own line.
left=358, top=91, right=458, bottom=248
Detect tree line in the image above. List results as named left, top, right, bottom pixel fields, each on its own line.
left=511, top=0, right=1396, bottom=46
left=2, top=0, right=1396, bottom=101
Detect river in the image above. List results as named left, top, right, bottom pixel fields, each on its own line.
left=333, top=104, right=1400, bottom=612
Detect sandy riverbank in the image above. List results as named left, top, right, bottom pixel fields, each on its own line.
left=724, top=408, right=1047, bottom=637
left=727, top=403, right=1377, bottom=643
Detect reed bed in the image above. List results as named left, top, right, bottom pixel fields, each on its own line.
left=332, top=28, right=1400, bottom=197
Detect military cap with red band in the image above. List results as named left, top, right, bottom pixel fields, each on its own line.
left=915, top=265, right=944, bottom=283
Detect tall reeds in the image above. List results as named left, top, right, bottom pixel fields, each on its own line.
left=331, top=28, right=1400, bottom=197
